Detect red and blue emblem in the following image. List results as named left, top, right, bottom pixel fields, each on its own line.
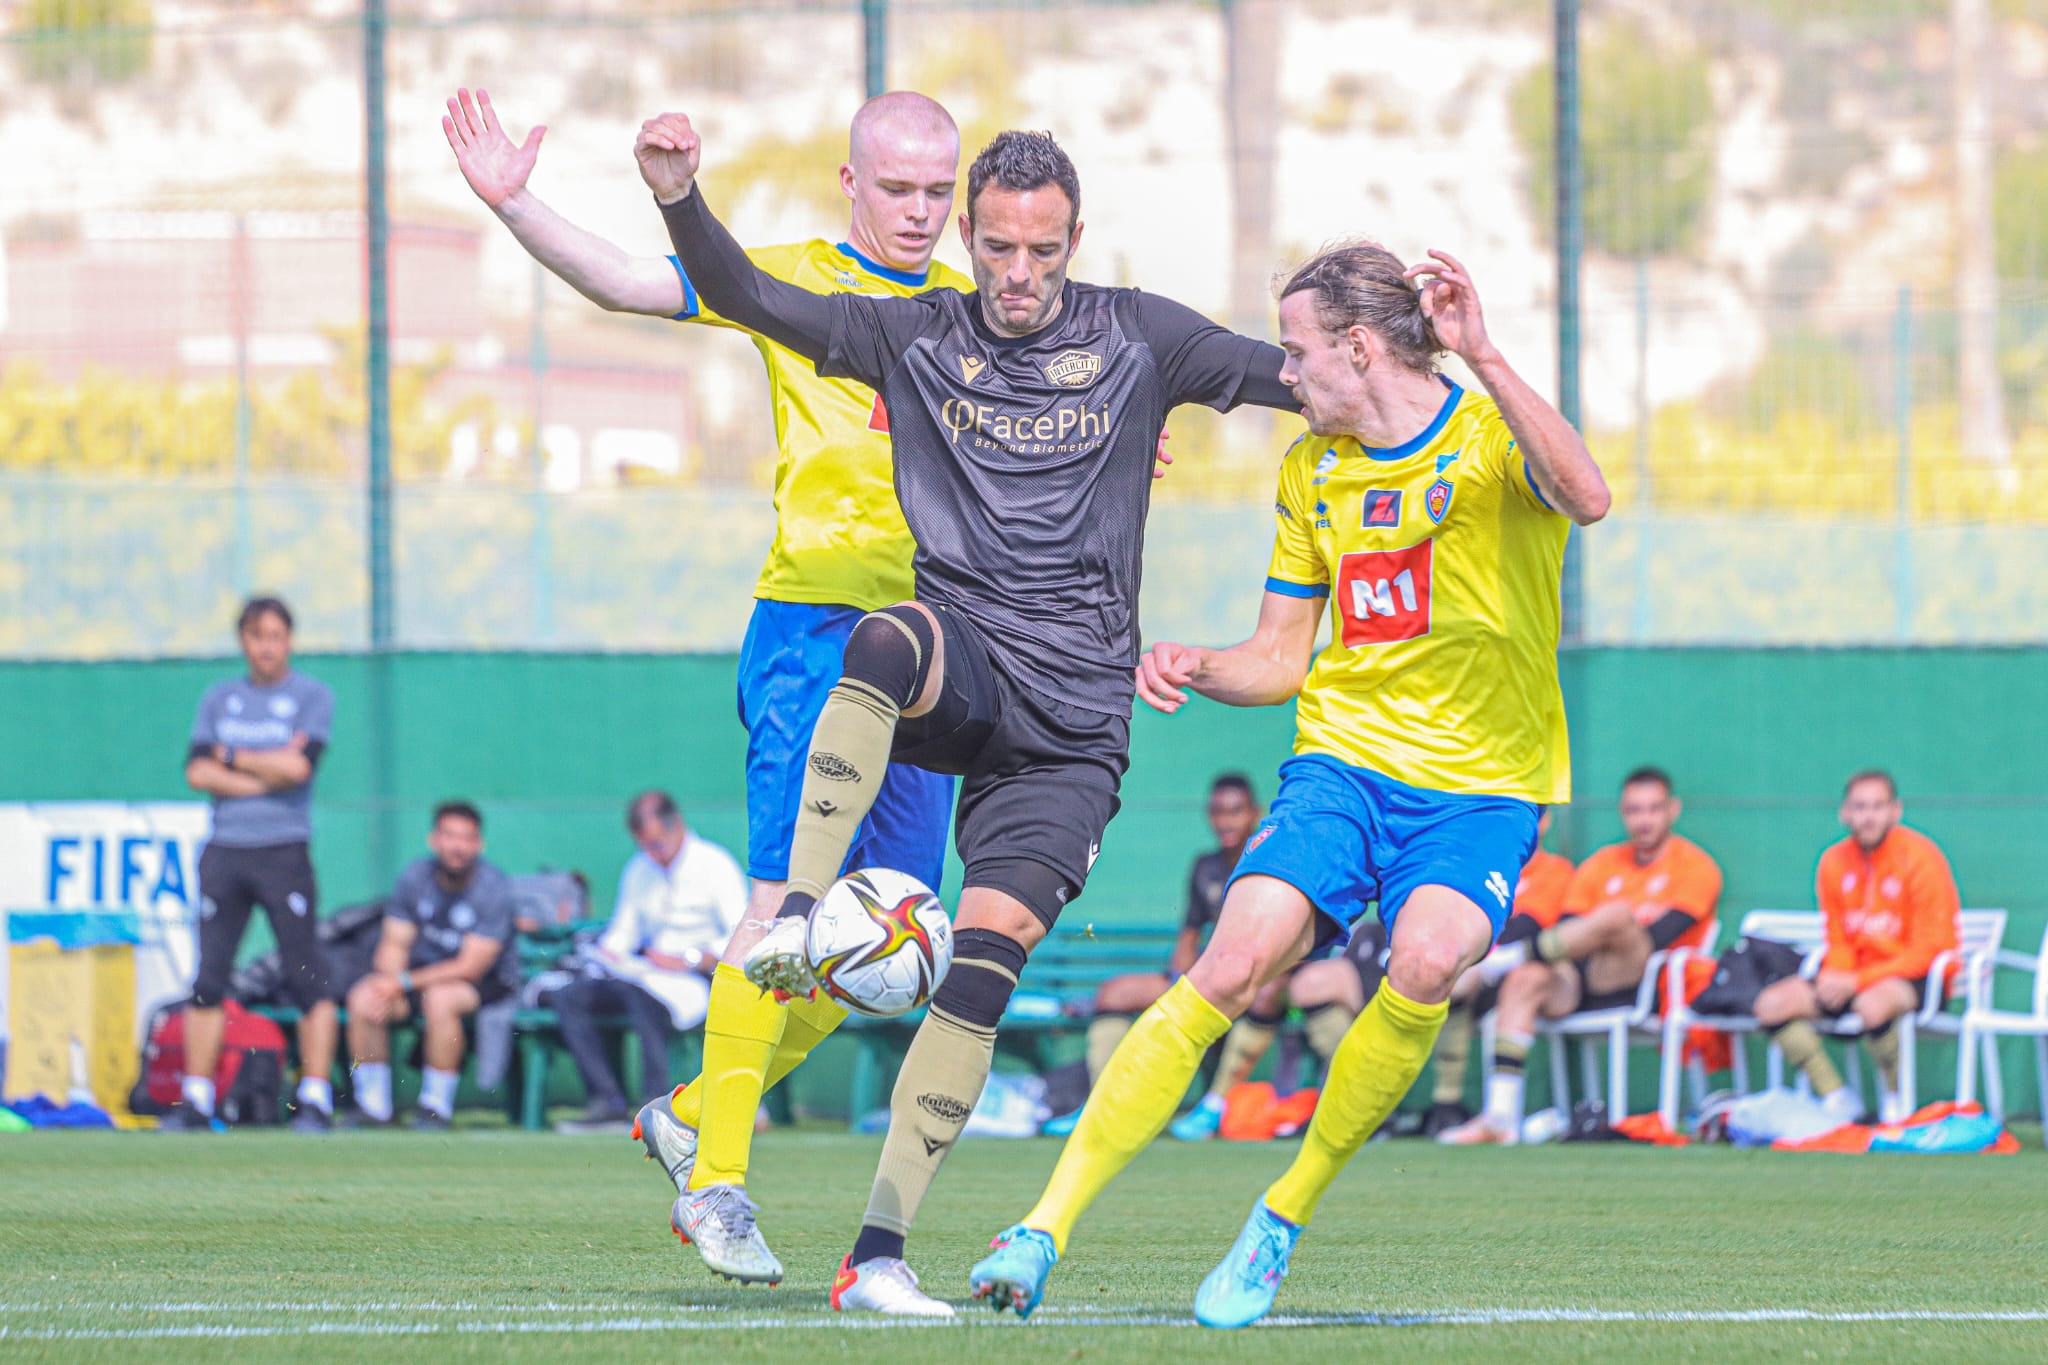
left=1425, top=477, right=1454, bottom=523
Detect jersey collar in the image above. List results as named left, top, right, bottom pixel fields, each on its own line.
left=1357, top=376, right=1462, bottom=462
left=835, top=241, right=930, bottom=288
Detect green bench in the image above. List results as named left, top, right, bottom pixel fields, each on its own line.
left=837, top=926, right=1180, bottom=1126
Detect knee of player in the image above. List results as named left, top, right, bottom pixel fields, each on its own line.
left=841, top=603, right=937, bottom=710
left=1497, top=960, right=1553, bottom=1004
left=931, top=927, right=1030, bottom=1029
left=1185, top=946, right=1263, bottom=1017
left=1386, top=935, right=1466, bottom=1002
left=1753, top=979, right=1811, bottom=1027
left=421, top=985, right=472, bottom=1022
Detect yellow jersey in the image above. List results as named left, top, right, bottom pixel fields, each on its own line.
left=1264, top=380, right=1571, bottom=803
left=671, top=241, right=973, bottom=610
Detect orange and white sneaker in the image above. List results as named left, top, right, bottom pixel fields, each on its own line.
left=1434, top=1112, right=1519, bottom=1146
left=831, top=1254, right=956, bottom=1317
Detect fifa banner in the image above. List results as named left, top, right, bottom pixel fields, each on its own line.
left=1, top=802, right=206, bottom=1113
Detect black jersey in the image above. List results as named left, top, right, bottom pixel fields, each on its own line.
left=1181, top=847, right=1238, bottom=935
left=660, top=192, right=1296, bottom=716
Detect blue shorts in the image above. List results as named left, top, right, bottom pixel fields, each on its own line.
left=736, top=599, right=954, bottom=889
left=1229, top=753, right=1539, bottom=947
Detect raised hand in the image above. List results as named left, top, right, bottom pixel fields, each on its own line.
left=1135, top=640, right=1204, bottom=714
left=1404, top=249, right=1495, bottom=366
left=635, top=113, right=702, bottom=204
left=443, top=87, right=544, bottom=210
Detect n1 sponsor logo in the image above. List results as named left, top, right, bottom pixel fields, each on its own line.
left=1335, top=540, right=1433, bottom=647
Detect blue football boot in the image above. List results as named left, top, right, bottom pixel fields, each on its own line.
left=1193, top=1200, right=1301, bottom=1329
left=967, top=1223, right=1059, bottom=1318
left=1168, top=1092, right=1225, bottom=1141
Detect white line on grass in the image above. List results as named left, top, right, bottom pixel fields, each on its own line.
left=2, top=1308, right=2046, bottom=1339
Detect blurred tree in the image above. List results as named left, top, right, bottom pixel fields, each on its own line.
left=1512, top=18, right=1714, bottom=259
left=18, top=0, right=152, bottom=84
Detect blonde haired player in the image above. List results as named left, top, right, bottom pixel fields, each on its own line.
left=969, top=241, right=1610, bottom=1327
left=445, top=88, right=968, bottom=1301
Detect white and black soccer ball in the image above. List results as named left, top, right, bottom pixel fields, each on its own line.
left=805, top=868, right=953, bottom=1018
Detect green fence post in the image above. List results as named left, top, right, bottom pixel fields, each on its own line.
left=1893, top=285, right=1913, bottom=642
left=364, top=0, right=398, bottom=887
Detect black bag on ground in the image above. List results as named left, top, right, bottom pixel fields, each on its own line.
left=229, top=901, right=388, bottom=1007
left=1688, top=936, right=1807, bottom=1016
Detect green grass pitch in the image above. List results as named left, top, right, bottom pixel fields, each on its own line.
left=3, top=1125, right=2044, bottom=1361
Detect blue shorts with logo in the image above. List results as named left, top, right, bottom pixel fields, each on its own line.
left=737, top=599, right=954, bottom=889
left=1229, top=753, right=1540, bottom=948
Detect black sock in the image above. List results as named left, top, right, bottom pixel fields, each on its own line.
left=850, top=1223, right=906, bottom=1266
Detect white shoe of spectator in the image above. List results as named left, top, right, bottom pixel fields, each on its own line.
left=1878, top=1089, right=1908, bottom=1125
left=1820, top=1087, right=1864, bottom=1124
left=1435, top=1112, right=1519, bottom=1145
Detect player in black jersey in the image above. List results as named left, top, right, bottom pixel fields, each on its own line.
left=636, top=113, right=1297, bottom=1314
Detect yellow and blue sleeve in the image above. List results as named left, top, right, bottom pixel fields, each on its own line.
left=1471, top=407, right=1556, bottom=514
left=1264, top=437, right=1327, bottom=598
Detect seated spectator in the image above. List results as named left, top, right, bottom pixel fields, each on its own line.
left=344, top=800, right=518, bottom=1130
left=553, top=792, right=745, bottom=1130
left=1441, top=768, right=1722, bottom=1144
left=1274, top=916, right=1387, bottom=1081
left=1041, top=774, right=1277, bottom=1138
left=1755, top=769, right=1959, bottom=1124
left=1383, top=810, right=1576, bottom=1137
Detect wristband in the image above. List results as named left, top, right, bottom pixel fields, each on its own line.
left=221, top=746, right=238, bottom=769
left=397, top=970, right=414, bottom=992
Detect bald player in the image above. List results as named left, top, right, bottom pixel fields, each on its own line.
left=446, top=89, right=968, bottom=1289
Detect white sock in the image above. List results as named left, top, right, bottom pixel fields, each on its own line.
left=353, top=1062, right=393, bottom=1121
left=297, top=1076, right=334, bottom=1114
left=1486, top=1071, right=1525, bottom=1130
left=1478, top=942, right=1529, bottom=985
left=182, top=1075, right=216, bottom=1116
left=420, top=1067, right=460, bottom=1118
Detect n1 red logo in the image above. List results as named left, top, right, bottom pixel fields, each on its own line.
left=1335, top=541, right=1433, bottom=647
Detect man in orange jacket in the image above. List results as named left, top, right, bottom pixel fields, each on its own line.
left=1755, top=770, right=1960, bottom=1123
left=1440, top=768, right=1722, bottom=1143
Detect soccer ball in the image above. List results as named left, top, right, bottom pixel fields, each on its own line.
left=805, top=868, right=953, bottom=1018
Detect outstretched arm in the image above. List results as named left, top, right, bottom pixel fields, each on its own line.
left=1135, top=589, right=1325, bottom=713
left=445, top=88, right=683, bottom=318
left=636, top=113, right=838, bottom=364
left=1407, top=250, right=1611, bottom=525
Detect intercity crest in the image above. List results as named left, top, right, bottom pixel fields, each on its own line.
left=1044, top=348, right=1103, bottom=388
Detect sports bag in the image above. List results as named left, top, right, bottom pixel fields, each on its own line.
left=128, top=999, right=289, bottom=1122
left=1688, top=936, right=1807, bottom=1016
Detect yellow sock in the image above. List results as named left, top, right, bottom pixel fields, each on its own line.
left=1265, top=982, right=1446, bottom=1226
left=1022, top=978, right=1231, bottom=1253
left=668, top=989, right=848, bottom=1129
left=686, top=963, right=789, bottom=1190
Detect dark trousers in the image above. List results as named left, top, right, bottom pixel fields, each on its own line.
left=553, top=975, right=676, bottom=1108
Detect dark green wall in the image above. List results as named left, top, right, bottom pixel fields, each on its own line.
left=3, top=646, right=2042, bottom=1111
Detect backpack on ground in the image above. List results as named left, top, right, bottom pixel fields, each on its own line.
left=128, top=999, right=289, bottom=1123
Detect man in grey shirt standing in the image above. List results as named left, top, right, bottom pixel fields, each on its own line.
left=176, top=596, right=337, bottom=1132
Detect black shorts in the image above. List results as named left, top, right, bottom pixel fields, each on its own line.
left=890, top=605, right=1127, bottom=928
left=194, top=840, right=329, bottom=1010
left=1342, top=918, right=1388, bottom=998
left=1567, top=957, right=1644, bottom=1014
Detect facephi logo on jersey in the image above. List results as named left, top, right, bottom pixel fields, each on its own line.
left=1362, top=489, right=1404, bottom=529
left=958, top=354, right=986, bottom=384
left=917, top=1092, right=972, bottom=1123
left=1043, top=348, right=1102, bottom=388
left=941, top=397, right=1112, bottom=450
left=809, top=753, right=861, bottom=782
left=1426, top=477, right=1455, bottom=523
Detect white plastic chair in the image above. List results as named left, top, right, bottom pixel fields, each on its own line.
left=1658, top=907, right=2006, bottom=1129
left=1954, top=922, right=2048, bottom=1122
left=1481, top=917, right=1717, bottom=1128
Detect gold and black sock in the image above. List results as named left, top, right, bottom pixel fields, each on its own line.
left=1532, top=925, right=1570, bottom=964
left=1431, top=999, right=1475, bottom=1105
left=1302, top=1003, right=1355, bottom=1070
left=1212, top=1013, right=1279, bottom=1095
left=1769, top=1019, right=1845, bottom=1097
left=1085, top=1013, right=1134, bottom=1085
left=1864, top=1021, right=1902, bottom=1096
left=781, top=679, right=900, bottom=913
